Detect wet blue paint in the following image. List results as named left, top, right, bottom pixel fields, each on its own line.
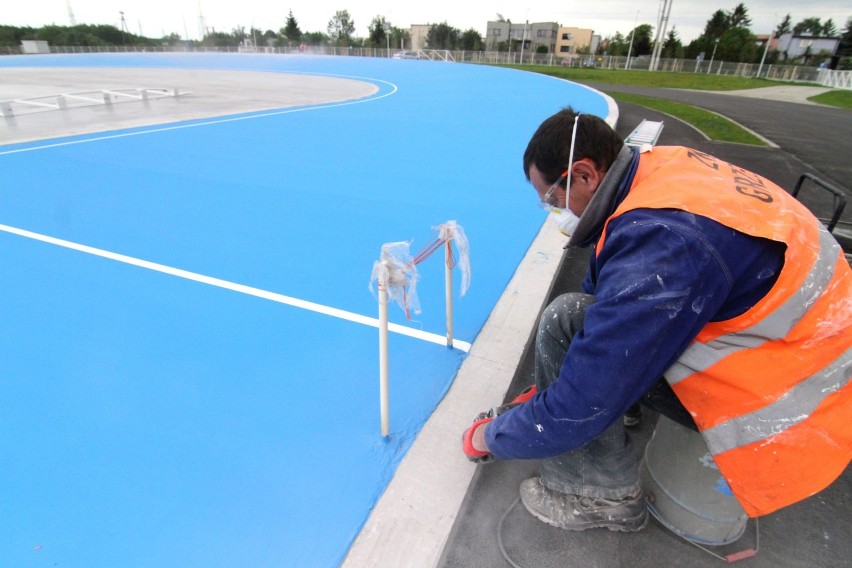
left=0, top=53, right=609, bottom=567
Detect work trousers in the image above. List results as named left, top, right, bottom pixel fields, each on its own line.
left=534, top=292, right=696, bottom=500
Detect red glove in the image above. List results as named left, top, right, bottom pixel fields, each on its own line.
left=474, top=384, right=538, bottom=421
left=509, top=384, right=537, bottom=404
left=462, top=416, right=493, bottom=463
left=462, top=385, right=537, bottom=464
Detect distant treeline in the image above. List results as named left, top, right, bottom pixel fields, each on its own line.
left=0, top=24, right=168, bottom=48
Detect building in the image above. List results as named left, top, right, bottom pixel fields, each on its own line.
left=486, top=21, right=560, bottom=54
left=555, top=27, right=595, bottom=57
left=776, top=32, right=840, bottom=64
left=20, top=40, right=51, bottom=54
left=410, top=25, right=430, bottom=51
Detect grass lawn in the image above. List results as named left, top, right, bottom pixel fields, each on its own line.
left=500, top=64, right=848, bottom=145
left=502, top=65, right=783, bottom=91
left=606, top=91, right=768, bottom=146
left=808, top=90, right=852, bottom=109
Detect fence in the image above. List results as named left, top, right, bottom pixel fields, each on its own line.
left=2, top=44, right=850, bottom=89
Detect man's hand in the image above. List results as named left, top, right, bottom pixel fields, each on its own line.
left=462, top=385, right=537, bottom=464
left=462, top=416, right=493, bottom=463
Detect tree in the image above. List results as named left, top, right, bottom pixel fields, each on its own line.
left=247, top=27, right=264, bottom=46
left=600, top=32, right=627, bottom=56
left=794, top=17, right=824, bottom=36
left=604, top=32, right=624, bottom=55
left=0, top=23, right=159, bottom=47
left=632, top=24, right=654, bottom=56
left=253, top=29, right=277, bottom=47
left=704, top=10, right=729, bottom=40
left=729, top=3, right=752, bottom=29
left=368, top=15, right=390, bottom=47
left=202, top=31, right=235, bottom=47
left=459, top=28, right=483, bottom=51
left=231, top=25, right=247, bottom=44
left=839, top=18, right=852, bottom=56
left=282, top=10, right=302, bottom=44
left=775, top=14, right=792, bottom=38
left=0, top=25, right=34, bottom=46
left=426, top=22, right=460, bottom=49
left=602, top=23, right=652, bottom=56
left=660, top=27, right=683, bottom=59
left=301, top=31, right=327, bottom=46
left=327, top=10, right=355, bottom=46
left=162, top=32, right=182, bottom=46
left=822, top=19, right=838, bottom=36
left=685, top=5, right=762, bottom=63
left=717, top=27, right=757, bottom=62
left=387, top=26, right=409, bottom=50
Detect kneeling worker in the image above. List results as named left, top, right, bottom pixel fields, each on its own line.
left=462, top=108, right=852, bottom=531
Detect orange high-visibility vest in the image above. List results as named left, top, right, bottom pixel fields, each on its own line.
left=597, top=147, right=852, bottom=517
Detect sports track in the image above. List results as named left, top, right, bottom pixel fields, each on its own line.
left=0, top=53, right=611, bottom=567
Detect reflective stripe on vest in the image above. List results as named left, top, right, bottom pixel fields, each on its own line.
left=666, top=224, right=843, bottom=385
left=703, top=346, right=851, bottom=455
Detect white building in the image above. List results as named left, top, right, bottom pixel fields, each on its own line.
left=776, top=33, right=840, bottom=63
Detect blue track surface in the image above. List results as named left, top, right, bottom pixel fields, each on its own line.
left=0, top=54, right=609, bottom=567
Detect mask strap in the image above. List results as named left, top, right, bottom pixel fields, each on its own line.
left=565, top=113, right=580, bottom=194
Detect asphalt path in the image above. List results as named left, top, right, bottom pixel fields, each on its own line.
left=583, top=82, right=852, bottom=194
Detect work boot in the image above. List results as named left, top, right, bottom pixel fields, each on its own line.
left=519, top=477, right=648, bottom=532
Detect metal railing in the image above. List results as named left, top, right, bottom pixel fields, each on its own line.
left=0, top=87, right=186, bottom=118
left=818, top=69, right=852, bottom=90
left=3, top=44, right=849, bottom=88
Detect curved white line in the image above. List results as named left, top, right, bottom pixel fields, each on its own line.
left=0, top=73, right=398, bottom=156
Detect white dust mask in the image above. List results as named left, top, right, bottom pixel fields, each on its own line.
left=548, top=206, right=581, bottom=237
left=539, top=113, right=582, bottom=237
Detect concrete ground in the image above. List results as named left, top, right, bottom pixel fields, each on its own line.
left=684, top=85, right=833, bottom=105
left=0, top=67, right=377, bottom=145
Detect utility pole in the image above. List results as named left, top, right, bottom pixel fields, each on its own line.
left=625, top=10, right=639, bottom=69
left=198, top=0, right=207, bottom=41
left=756, top=15, right=777, bottom=79
left=707, top=38, right=719, bottom=73
left=119, top=11, right=129, bottom=45
left=66, top=0, right=77, bottom=26
left=650, top=0, right=673, bottom=71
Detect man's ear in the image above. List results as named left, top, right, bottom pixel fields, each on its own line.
left=572, top=159, right=604, bottom=191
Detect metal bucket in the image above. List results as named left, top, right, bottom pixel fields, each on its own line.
left=640, top=414, right=748, bottom=546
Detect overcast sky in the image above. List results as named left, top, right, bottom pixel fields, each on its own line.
left=6, top=1, right=851, bottom=43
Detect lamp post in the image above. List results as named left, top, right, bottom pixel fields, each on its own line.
left=707, top=38, right=719, bottom=73
left=756, top=16, right=776, bottom=79
left=625, top=10, right=639, bottom=69
left=385, top=21, right=390, bottom=55
left=650, top=0, right=673, bottom=71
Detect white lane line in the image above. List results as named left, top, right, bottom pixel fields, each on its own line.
left=0, top=74, right=398, bottom=156
left=0, top=223, right=471, bottom=352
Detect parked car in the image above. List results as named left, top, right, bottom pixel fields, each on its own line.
left=392, top=50, right=419, bottom=60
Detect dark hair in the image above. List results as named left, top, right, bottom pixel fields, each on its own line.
left=523, top=108, right=624, bottom=186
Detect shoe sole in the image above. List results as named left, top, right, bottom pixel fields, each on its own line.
left=521, top=500, right=650, bottom=532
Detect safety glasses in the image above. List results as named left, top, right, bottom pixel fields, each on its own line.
left=537, top=113, right=580, bottom=210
